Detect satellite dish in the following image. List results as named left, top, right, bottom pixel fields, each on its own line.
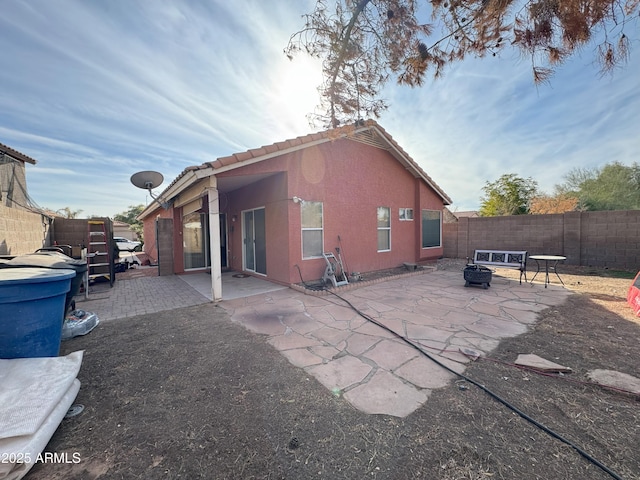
left=130, top=170, right=170, bottom=209
left=130, top=171, right=164, bottom=190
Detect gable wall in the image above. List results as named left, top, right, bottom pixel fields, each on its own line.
left=218, top=138, right=445, bottom=284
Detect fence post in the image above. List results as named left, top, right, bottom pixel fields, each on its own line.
left=563, top=212, right=581, bottom=265
left=458, top=217, right=470, bottom=260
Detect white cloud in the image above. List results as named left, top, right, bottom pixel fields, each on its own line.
left=0, top=0, right=637, bottom=215
left=380, top=43, right=640, bottom=210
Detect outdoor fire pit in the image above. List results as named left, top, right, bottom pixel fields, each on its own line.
left=464, top=264, right=492, bottom=289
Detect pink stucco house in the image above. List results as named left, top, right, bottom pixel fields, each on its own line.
left=138, top=120, right=451, bottom=300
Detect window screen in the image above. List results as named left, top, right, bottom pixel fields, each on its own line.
left=301, top=201, right=323, bottom=258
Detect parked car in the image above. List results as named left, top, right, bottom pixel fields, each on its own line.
left=113, top=237, right=142, bottom=252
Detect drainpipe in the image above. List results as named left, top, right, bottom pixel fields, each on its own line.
left=207, top=176, right=223, bottom=302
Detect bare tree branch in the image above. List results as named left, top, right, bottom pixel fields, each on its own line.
left=286, top=0, right=638, bottom=127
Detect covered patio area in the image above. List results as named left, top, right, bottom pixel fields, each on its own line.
left=180, top=271, right=289, bottom=301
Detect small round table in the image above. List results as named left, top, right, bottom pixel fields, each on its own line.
left=529, top=255, right=566, bottom=288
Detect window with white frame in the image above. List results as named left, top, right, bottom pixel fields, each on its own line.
left=301, top=201, right=323, bottom=258
left=399, top=208, right=414, bottom=221
left=377, top=206, right=391, bottom=251
left=421, top=209, right=441, bottom=248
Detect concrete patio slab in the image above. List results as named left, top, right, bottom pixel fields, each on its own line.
left=179, top=271, right=288, bottom=300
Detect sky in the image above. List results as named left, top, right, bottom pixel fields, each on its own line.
left=1, top=0, right=638, bottom=218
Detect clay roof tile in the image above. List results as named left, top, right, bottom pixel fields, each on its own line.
left=0, top=142, right=37, bottom=164
left=233, top=151, right=254, bottom=162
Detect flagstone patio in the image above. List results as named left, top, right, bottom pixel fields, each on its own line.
left=219, top=269, right=570, bottom=417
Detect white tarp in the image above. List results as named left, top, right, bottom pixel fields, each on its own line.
left=0, top=351, right=83, bottom=480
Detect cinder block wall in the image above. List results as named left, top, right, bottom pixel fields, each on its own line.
left=580, top=211, right=640, bottom=268
left=444, top=210, right=640, bottom=270
left=0, top=204, right=52, bottom=255
left=52, top=218, right=90, bottom=248
left=52, top=218, right=114, bottom=244
left=51, top=217, right=115, bottom=248
left=443, top=223, right=458, bottom=260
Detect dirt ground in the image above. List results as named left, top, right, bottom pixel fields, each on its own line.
left=26, top=261, right=640, bottom=480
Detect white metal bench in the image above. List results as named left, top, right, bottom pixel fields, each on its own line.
left=471, top=250, right=528, bottom=284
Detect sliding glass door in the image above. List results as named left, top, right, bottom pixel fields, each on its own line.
left=243, top=208, right=266, bottom=275
left=183, top=212, right=210, bottom=270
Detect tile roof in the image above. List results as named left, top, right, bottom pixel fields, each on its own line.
left=145, top=120, right=451, bottom=218
left=0, top=142, right=37, bottom=164
left=453, top=210, right=480, bottom=218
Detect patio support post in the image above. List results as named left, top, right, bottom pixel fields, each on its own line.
left=207, top=177, right=223, bottom=302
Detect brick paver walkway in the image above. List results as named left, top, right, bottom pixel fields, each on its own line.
left=76, top=275, right=210, bottom=322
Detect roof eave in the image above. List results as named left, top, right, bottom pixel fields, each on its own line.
left=0, top=143, right=37, bottom=165
left=138, top=121, right=452, bottom=220
left=137, top=169, right=200, bottom=220
left=210, top=137, right=332, bottom=176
